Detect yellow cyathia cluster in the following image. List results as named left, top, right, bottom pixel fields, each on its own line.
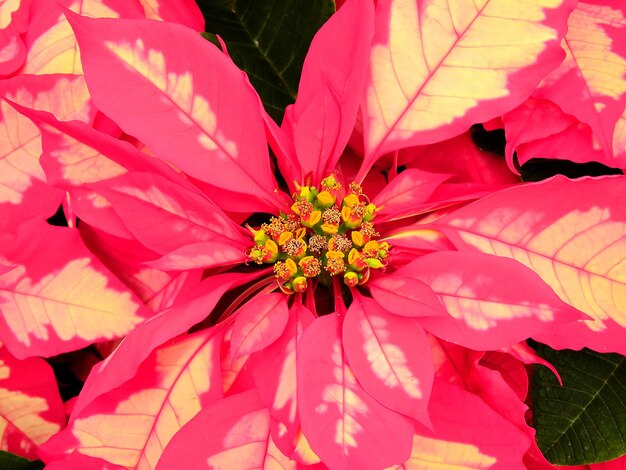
left=246, top=175, right=390, bottom=294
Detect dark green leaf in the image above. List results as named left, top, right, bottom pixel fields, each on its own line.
left=196, top=0, right=335, bottom=121
left=532, top=344, right=626, bottom=465
left=520, top=158, right=623, bottom=182
left=0, top=452, right=44, bottom=470
left=470, top=124, right=506, bottom=157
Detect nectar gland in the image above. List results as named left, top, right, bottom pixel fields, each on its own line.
left=246, top=175, right=390, bottom=294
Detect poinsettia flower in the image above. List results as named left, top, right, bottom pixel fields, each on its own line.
left=16, top=0, right=613, bottom=468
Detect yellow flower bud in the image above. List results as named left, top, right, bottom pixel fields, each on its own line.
left=278, top=231, right=293, bottom=246
left=343, top=193, right=360, bottom=208
left=366, top=258, right=384, bottom=269
left=292, top=276, right=308, bottom=293
left=344, top=271, right=359, bottom=288
left=301, top=210, right=321, bottom=228
left=263, top=239, right=279, bottom=263
left=351, top=230, right=364, bottom=247
left=285, top=258, right=298, bottom=276
left=253, top=229, right=268, bottom=245
left=321, top=223, right=339, bottom=235
left=316, top=190, right=335, bottom=208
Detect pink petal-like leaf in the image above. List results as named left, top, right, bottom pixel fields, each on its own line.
left=12, top=103, right=188, bottom=239
left=372, top=168, right=451, bottom=223
left=403, top=132, right=519, bottom=186
left=517, top=121, right=606, bottom=167
left=534, top=0, right=626, bottom=164
left=250, top=301, right=315, bottom=446
left=231, top=293, right=290, bottom=360
left=401, top=379, right=530, bottom=470
left=360, top=0, right=575, bottom=174
left=89, top=171, right=249, bottom=268
left=368, top=273, right=447, bottom=318
left=0, top=3, right=28, bottom=77
left=298, top=314, right=413, bottom=470
left=155, top=391, right=293, bottom=470
left=0, top=221, right=151, bottom=358
left=18, top=104, right=179, bottom=185
left=220, top=324, right=255, bottom=396
left=80, top=224, right=203, bottom=311
left=0, top=344, right=65, bottom=460
left=70, top=272, right=249, bottom=417
left=286, top=0, right=374, bottom=183
left=502, top=342, right=561, bottom=384
left=41, top=329, right=224, bottom=469
left=437, top=176, right=626, bottom=353
left=403, top=251, right=584, bottom=350
left=68, top=14, right=281, bottom=211
left=502, top=97, right=579, bottom=170
left=145, top=241, right=248, bottom=271
left=480, top=351, right=530, bottom=402
left=343, top=295, right=433, bottom=425
left=382, top=226, right=456, bottom=255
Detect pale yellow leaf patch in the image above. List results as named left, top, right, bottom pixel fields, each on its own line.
left=138, top=0, right=162, bottom=21
left=367, top=0, right=563, bottom=153
left=360, top=315, right=421, bottom=399
left=432, top=272, right=556, bottom=330
left=0, top=77, right=92, bottom=204
left=0, top=101, right=41, bottom=204
left=557, top=4, right=626, bottom=101
left=449, top=206, right=626, bottom=329
left=0, top=387, right=62, bottom=451
left=104, top=39, right=239, bottom=159
left=316, top=342, right=369, bottom=450
left=74, top=336, right=216, bottom=469
left=0, top=359, right=8, bottom=379
left=24, top=1, right=120, bottom=74
left=0, top=259, right=143, bottom=346
left=400, top=435, right=497, bottom=469
left=272, top=338, right=298, bottom=423
left=205, top=410, right=271, bottom=469
left=54, top=133, right=126, bottom=184
left=0, top=0, right=20, bottom=29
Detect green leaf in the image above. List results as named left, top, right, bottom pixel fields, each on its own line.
left=532, top=344, right=626, bottom=465
left=196, top=0, right=335, bottom=121
left=0, top=452, right=44, bottom=470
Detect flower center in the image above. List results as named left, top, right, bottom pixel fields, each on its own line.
left=246, top=175, right=390, bottom=294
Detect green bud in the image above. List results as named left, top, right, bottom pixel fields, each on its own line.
left=366, top=258, right=384, bottom=269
